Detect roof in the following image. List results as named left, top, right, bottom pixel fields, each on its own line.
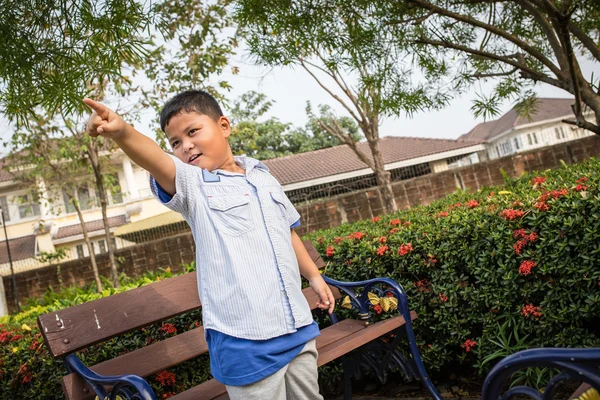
left=458, top=98, right=576, bottom=142
left=114, top=211, right=184, bottom=236
left=262, top=136, right=482, bottom=186
left=55, top=215, right=127, bottom=239
left=0, top=235, right=36, bottom=264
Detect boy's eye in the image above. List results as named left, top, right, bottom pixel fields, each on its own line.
left=171, top=141, right=179, bottom=148
left=188, top=129, right=197, bottom=136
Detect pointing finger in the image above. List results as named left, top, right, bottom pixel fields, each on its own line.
left=83, top=98, right=110, bottom=119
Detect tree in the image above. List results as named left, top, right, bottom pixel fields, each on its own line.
left=7, top=117, right=115, bottom=290
left=0, top=0, right=153, bottom=124
left=227, top=91, right=361, bottom=159
left=385, top=0, right=600, bottom=134
left=140, top=0, right=237, bottom=149
left=235, top=0, right=449, bottom=212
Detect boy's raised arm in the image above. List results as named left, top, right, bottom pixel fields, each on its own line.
left=84, top=99, right=176, bottom=195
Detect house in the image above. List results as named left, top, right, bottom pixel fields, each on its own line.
left=458, top=98, right=594, bottom=159
left=0, top=151, right=170, bottom=276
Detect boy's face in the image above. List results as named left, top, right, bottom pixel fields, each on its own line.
left=165, top=112, right=232, bottom=171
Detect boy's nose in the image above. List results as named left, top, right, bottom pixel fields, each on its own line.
left=183, top=140, right=194, bottom=152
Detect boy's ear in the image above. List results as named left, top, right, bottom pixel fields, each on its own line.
left=220, top=116, right=231, bottom=138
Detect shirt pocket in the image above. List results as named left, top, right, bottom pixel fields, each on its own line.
left=207, top=194, right=255, bottom=236
left=269, top=191, right=290, bottom=225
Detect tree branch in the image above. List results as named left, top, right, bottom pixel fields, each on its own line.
left=316, top=119, right=376, bottom=170
left=299, top=59, right=367, bottom=127
left=514, top=0, right=569, bottom=70
left=567, top=23, right=600, bottom=62
left=470, top=67, right=519, bottom=78
left=386, top=10, right=434, bottom=25
left=404, top=0, right=563, bottom=78
left=561, top=117, right=600, bottom=135
left=416, top=37, right=566, bottom=90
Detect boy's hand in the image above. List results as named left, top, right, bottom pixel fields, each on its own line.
left=83, top=98, right=128, bottom=139
left=309, top=276, right=335, bottom=314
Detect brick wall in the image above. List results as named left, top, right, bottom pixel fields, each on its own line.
left=4, top=135, right=600, bottom=312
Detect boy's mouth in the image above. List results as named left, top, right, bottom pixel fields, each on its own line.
left=188, top=154, right=202, bottom=164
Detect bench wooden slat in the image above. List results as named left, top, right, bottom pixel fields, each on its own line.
left=63, top=285, right=343, bottom=400
left=171, top=314, right=416, bottom=400
left=40, top=242, right=329, bottom=359
left=317, top=312, right=417, bottom=367
left=569, top=383, right=591, bottom=399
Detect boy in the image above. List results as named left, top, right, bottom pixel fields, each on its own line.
left=84, top=90, right=334, bottom=400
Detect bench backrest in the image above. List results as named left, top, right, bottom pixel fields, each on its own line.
left=38, top=240, right=328, bottom=358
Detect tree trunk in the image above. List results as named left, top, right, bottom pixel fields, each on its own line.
left=367, top=133, right=397, bottom=214
left=88, top=146, right=120, bottom=288
left=71, top=197, right=102, bottom=291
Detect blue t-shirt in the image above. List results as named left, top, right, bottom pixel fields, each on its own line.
left=156, top=178, right=319, bottom=386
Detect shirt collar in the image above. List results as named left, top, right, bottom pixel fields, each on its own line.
left=211, top=155, right=269, bottom=176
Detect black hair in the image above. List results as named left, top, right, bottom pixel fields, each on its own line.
left=159, top=90, right=223, bottom=132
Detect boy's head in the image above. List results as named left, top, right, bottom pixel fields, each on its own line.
left=160, top=90, right=233, bottom=171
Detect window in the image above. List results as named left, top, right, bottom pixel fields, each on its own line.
left=513, top=137, right=521, bottom=150
left=18, top=194, right=41, bottom=219
left=97, top=240, right=106, bottom=254
left=76, top=245, right=85, bottom=259
left=0, top=196, right=10, bottom=222
left=555, top=127, right=566, bottom=140
left=527, top=134, right=533, bottom=145
left=532, top=132, right=539, bottom=144
left=78, top=186, right=92, bottom=210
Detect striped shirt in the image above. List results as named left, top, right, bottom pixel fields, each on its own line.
left=150, top=155, right=314, bottom=340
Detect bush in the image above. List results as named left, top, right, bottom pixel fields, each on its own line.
left=306, top=158, right=600, bottom=381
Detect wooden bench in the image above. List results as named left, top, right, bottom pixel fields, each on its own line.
left=38, top=240, right=428, bottom=400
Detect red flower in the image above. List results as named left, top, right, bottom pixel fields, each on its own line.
left=550, top=189, right=569, bottom=199
left=500, top=209, right=524, bottom=221
left=378, top=236, right=387, bottom=244
left=427, top=254, right=438, bottom=264
left=162, top=393, right=176, bottom=399
left=521, top=303, right=542, bottom=319
left=403, top=221, right=411, bottom=226
left=534, top=201, right=549, bottom=211
left=390, top=219, right=401, bottom=226
left=531, top=176, right=546, bottom=185
left=389, top=228, right=399, bottom=234
left=20, top=371, right=33, bottom=384
left=333, top=237, right=343, bottom=244
left=373, top=304, right=383, bottom=314
left=519, top=260, right=536, bottom=276
left=439, top=294, right=448, bottom=302
left=0, top=330, right=12, bottom=344
left=577, top=177, right=588, bottom=184
left=448, top=202, right=463, bottom=210
left=161, top=323, right=177, bottom=335
left=513, top=229, right=527, bottom=239
left=465, top=200, right=479, bottom=209
left=398, top=243, right=414, bottom=256
left=371, top=216, right=381, bottom=222
left=575, top=184, right=588, bottom=192
left=155, top=370, right=177, bottom=387
left=437, top=211, right=449, bottom=218
left=348, top=232, right=366, bottom=240
left=326, top=246, right=335, bottom=257
left=462, top=339, right=477, bottom=352
left=376, top=245, right=389, bottom=256
left=10, top=334, right=23, bottom=342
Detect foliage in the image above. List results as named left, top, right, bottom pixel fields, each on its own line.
left=227, top=91, right=361, bottom=160
left=306, top=158, right=600, bottom=385
left=0, top=0, right=153, bottom=124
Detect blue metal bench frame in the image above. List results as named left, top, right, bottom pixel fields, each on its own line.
left=59, top=274, right=599, bottom=400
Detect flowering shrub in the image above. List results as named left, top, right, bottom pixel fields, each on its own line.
left=308, top=158, right=600, bottom=379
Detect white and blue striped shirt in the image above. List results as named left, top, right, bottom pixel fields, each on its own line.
left=150, top=155, right=314, bottom=340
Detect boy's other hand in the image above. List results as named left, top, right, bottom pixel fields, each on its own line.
left=83, top=98, right=127, bottom=139
left=309, top=276, right=335, bottom=314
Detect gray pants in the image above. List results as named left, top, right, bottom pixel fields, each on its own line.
left=225, top=339, right=324, bottom=400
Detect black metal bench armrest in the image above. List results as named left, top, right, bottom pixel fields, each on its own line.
left=321, top=275, right=442, bottom=400
left=64, top=354, right=156, bottom=400
left=482, top=347, right=600, bottom=400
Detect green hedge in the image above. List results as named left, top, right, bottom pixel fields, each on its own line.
left=2, top=158, right=600, bottom=398
left=306, top=158, right=600, bottom=381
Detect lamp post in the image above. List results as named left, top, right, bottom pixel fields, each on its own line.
left=0, top=206, right=19, bottom=313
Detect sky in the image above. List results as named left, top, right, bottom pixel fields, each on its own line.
left=1, top=53, right=597, bottom=156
